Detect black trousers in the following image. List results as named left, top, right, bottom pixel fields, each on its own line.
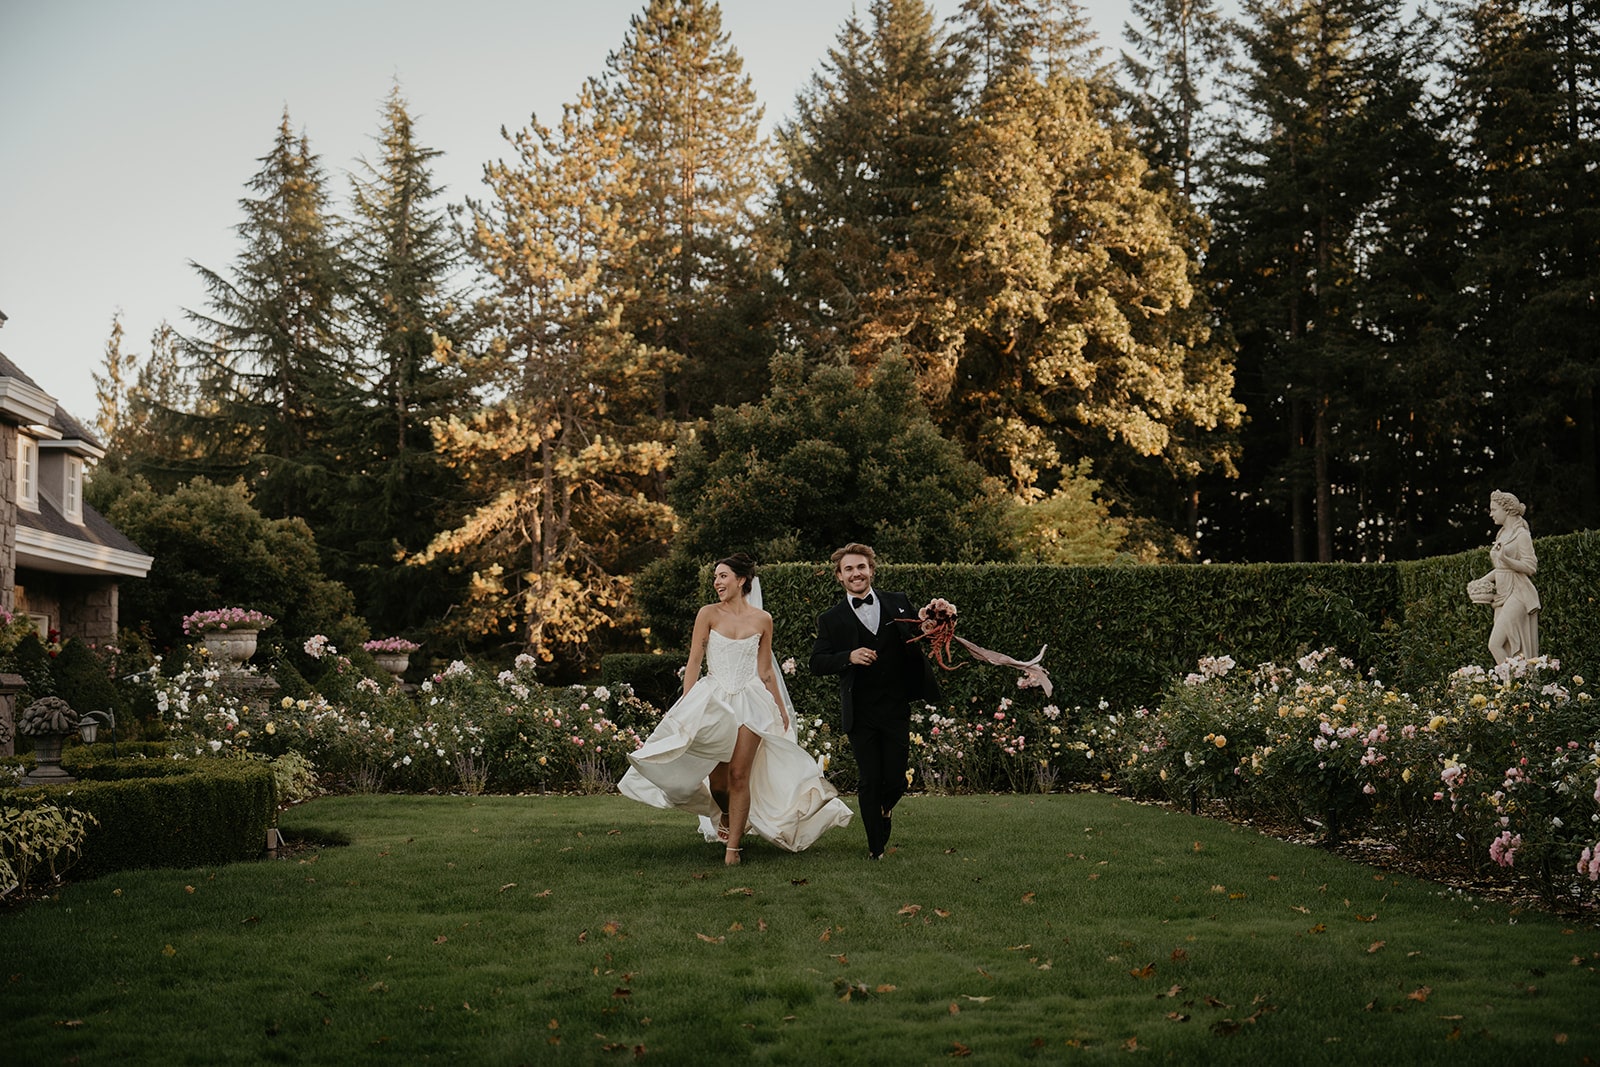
left=848, top=715, right=910, bottom=855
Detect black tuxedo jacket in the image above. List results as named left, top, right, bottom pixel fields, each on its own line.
left=810, top=590, right=942, bottom=733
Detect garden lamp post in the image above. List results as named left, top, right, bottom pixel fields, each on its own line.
left=79, top=709, right=117, bottom=757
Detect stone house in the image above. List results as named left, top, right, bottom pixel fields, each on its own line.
left=0, top=350, right=153, bottom=644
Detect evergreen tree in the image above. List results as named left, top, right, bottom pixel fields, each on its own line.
left=601, top=0, right=776, bottom=417
left=935, top=20, right=1242, bottom=551
left=420, top=90, right=675, bottom=668
left=1119, top=0, right=1232, bottom=199
left=1452, top=0, right=1600, bottom=533
left=184, top=110, right=354, bottom=523
left=97, top=321, right=201, bottom=488
left=1205, top=0, right=1448, bottom=561
left=92, top=312, right=137, bottom=443
left=773, top=0, right=967, bottom=369
left=635, top=349, right=1014, bottom=643
left=326, top=86, right=472, bottom=638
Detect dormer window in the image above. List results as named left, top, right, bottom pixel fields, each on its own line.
left=63, top=455, right=83, bottom=524
left=16, top=434, right=38, bottom=511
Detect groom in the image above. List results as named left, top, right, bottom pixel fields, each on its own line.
left=810, top=543, right=941, bottom=859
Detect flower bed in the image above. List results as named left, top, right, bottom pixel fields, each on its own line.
left=126, top=631, right=1600, bottom=908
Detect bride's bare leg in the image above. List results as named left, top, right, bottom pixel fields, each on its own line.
left=708, top=765, right=731, bottom=838
left=724, top=726, right=762, bottom=865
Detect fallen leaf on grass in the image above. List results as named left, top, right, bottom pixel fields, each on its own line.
left=831, top=954, right=849, bottom=965
left=1203, top=995, right=1230, bottom=1008
left=1166, top=1012, right=1190, bottom=1022
left=1291, top=905, right=1311, bottom=914
left=607, top=829, right=621, bottom=836
left=1123, top=1037, right=1142, bottom=1051
left=611, top=988, right=631, bottom=998
left=161, top=945, right=176, bottom=958
left=1129, top=963, right=1157, bottom=980
left=1021, top=891, right=1036, bottom=904
left=790, top=878, right=809, bottom=886
left=602, top=921, right=621, bottom=937
left=535, top=889, right=551, bottom=898
left=819, top=927, right=833, bottom=942
left=728, top=922, right=744, bottom=932
left=948, top=1003, right=960, bottom=1015
left=1355, top=913, right=1377, bottom=922
left=950, top=1042, right=972, bottom=1057
left=1368, top=941, right=1386, bottom=954
left=898, top=904, right=922, bottom=916
left=1407, top=986, right=1432, bottom=1002
left=758, top=919, right=768, bottom=933
left=184, top=885, right=195, bottom=894
left=1170, top=949, right=1188, bottom=962
left=578, top=930, right=588, bottom=943
left=961, top=995, right=992, bottom=1003
left=1211, top=885, right=1227, bottom=894
left=876, top=984, right=897, bottom=993
left=1006, top=943, right=1032, bottom=951
left=1158, top=984, right=1184, bottom=999
left=433, top=935, right=448, bottom=945
left=499, top=883, right=517, bottom=893
left=725, top=887, right=754, bottom=897
left=1308, top=924, right=1327, bottom=935
left=695, top=933, right=724, bottom=944
left=240, top=915, right=260, bottom=925
left=54, top=1020, right=84, bottom=1029
left=934, top=908, right=951, bottom=918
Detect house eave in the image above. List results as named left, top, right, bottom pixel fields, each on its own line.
left=0, top=379, right=58, bottom=426
left=15, top=526, right=154, bottom=578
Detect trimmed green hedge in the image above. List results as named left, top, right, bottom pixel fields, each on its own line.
left=2, top=755, right=276, bottom=878
left=609, top=530, right=1600, bottom=716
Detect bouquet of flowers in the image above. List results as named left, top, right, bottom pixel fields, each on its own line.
left=906, top=598, right=1053, bottom=696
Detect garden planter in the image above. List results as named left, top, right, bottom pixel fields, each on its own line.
left=22, top=731, right=74, bottom=784
left=373, top=652, right=410, bottom=679
left=203, top=628, right=260, bottom=668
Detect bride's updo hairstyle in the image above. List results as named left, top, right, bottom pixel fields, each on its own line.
left=715, top=553, right=758, bottom=596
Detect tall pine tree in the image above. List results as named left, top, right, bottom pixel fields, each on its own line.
left=772, top=0, right=967, bottom=370
left=184, top=111, right=354, bottom=523
left=325, top=86, right=473, bottom=638
left=601, top=0, right=776, bottom=418
left=420, top=90, right=675, bottom=667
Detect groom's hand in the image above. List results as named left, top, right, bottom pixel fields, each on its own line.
left=849, top=648, right=877, bottom=666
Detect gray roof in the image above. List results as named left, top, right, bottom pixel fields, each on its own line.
left=16, top=492, right=146, bottom=556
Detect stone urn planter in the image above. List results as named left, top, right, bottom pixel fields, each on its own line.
left=363, top=639, right=419, bottom=681
left=21, top=696, right=80, bottom=785
left=372, top=652, right=411, bottom=679
left=203, top=628, right=260, bottom=667
left=184, top=608, right=275, bottom=671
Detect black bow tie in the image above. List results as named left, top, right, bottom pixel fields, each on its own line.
left=851, top=595, right=874, bottom=609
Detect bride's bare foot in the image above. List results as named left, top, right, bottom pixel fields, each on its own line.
left=724, top=846, right=742, bottom=866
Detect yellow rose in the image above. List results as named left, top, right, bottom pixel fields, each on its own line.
left=1428, top=715, right=1446, bottom=732
left=1213, top=735, right=1228, bottom=748
left=1485, top=709, right=1499, bottom=722
left=265, top=722, right=276, bottom=735
left=1470, top=694, right=1488, bottom=708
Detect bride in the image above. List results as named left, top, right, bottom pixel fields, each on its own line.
left=618, top=554, right=852, bottom=864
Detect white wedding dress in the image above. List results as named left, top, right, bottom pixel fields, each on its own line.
left=618, top=630, right=852, bottom=851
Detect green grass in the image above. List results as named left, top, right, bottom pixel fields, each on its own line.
left=4, top=792, right=1597, bottom=1065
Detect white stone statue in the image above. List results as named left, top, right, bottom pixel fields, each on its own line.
left=1466, top=490, right=1539, bottom=664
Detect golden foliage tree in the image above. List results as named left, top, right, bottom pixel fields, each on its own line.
left=417, top=90, right=676, bottom=666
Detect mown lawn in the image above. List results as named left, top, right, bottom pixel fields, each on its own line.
left=4, top=791, right=1597, bottom=1065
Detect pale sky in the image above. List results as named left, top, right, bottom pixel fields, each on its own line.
left=0, top=0, right=1133, bottom=425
